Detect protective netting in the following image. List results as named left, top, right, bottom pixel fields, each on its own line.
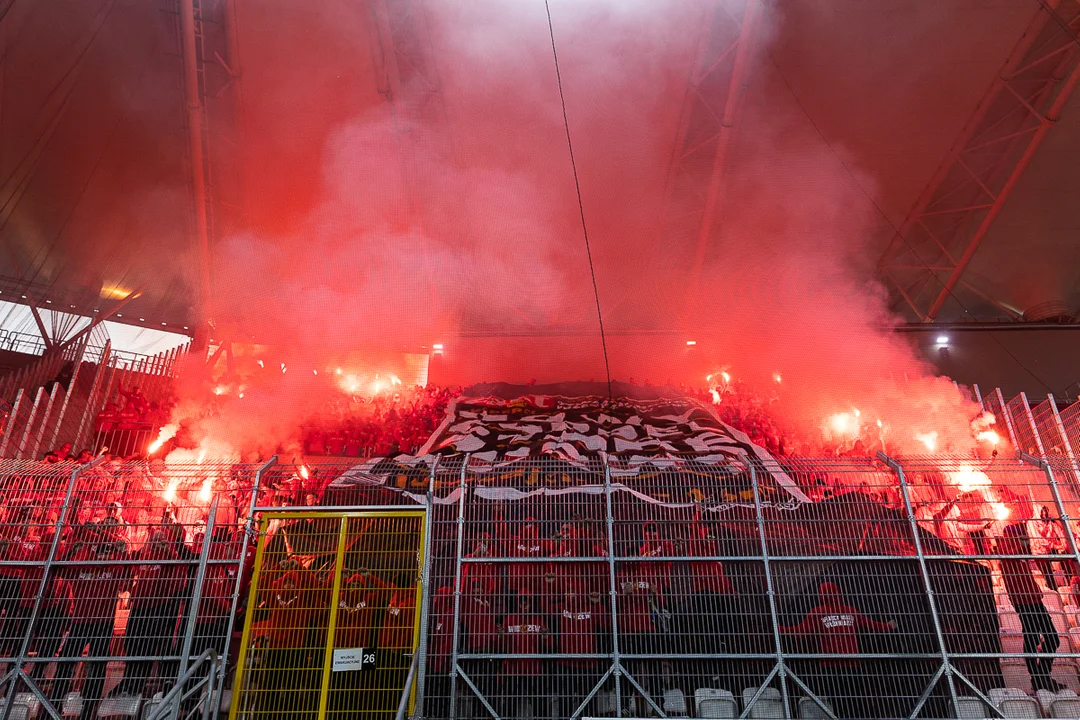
left=2, top=452, right=1080, bottom=719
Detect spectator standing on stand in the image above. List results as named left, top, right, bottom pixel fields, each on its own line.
left=117, top=531, right=185, bottom=696
left=778, top=581, right=897, bottom=718
left=500, top=590, right=548, bottom=719
left=1030, top=506, right=1070, bottom=589
left=53, top=536, right=132, bottom=719
left=999, top=522, right=1065, bottom=692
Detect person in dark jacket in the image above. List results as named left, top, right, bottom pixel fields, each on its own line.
left=999, top=522, right=1065, bottom=692
left=117, top=531, right=186, bottom=695
left=52, top=538, right=132, bottom=719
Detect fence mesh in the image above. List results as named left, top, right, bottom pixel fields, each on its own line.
left=1, top=453, right=1080, bottom=718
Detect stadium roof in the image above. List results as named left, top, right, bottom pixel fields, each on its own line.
left=2, top=0, right=1077, bottom=343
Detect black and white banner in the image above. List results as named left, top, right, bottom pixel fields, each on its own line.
left=327, top=382, right=808, bottom=503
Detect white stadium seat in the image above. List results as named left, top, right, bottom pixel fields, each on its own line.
left=12, top=692, right=40, bottom=720
left=797, top=695, right=833, bottom=718
left=990, top=687, right=1041, bottom=718
left=663, top=688, right=688, bottom=716
left=694, top=688, right=737, bottom=719
left=1037, top=687, right=1080, bottom=718
left=0, top=698, right=31, bottom=720
left=97, top=694, right=143, bottom=718
left=955, top=695, right=992, bottom=718
left=742, top=687, right=785, bottom=719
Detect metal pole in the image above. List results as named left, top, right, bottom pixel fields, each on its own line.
left=172, top=498, right=220, bottom=720
left=1020, top=392, right=1049, bottom=459
left=995, top=388, right=1020, bottom=450
left=72, top=340, right=111, bottom=451
left=27, top=383, right=61, bottom=461
left=1049, top=394, right=1080, bottom=496
left=396, top=651, right=421, bottom=720
left=179, top=0, right=213, bottom=343
left=878, top=452, right=961, bottom=717
left=412, top=456, right=440, bottom=719
left=0, top=388, right=25, bottom=458
left=601, top=454, right=622, bottom=718
left=448, top=454, right=470, bottom=719
left=315, top=517, right=349, bottom=720
left=14, top=386, right=46, bottom=459
left=47, top=340, right=87, bottom=450
left=748, top=465, right=792, bottom=719
left=1, top=457, right=103, bottom=720
left=212, top=456, right=276, bottom=713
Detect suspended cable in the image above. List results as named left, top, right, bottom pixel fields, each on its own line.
left=543, top=0, right=613, bottom=400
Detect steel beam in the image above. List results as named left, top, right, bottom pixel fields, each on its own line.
left=658, top=0, right=762, bottom=314
left=179, top=0, right=214, bottom=346
left=878, top=0, right=1080, bottom=321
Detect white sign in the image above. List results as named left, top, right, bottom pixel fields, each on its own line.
left=332, top=648, right=376, bottom=672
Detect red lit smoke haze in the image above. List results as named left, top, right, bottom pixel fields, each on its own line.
left=177, top=0, right=993, bottom=457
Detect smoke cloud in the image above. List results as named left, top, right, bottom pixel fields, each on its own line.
left=183, top=0, right=990, bottom=457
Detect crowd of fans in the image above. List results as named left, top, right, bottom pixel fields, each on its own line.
left=6, top=380, right=1080, bottom=718
left=92, top=385, right=176, bottom=458
left=0, top=465, right=252, bottom=719
left=300, top=384, right=458, bottom=458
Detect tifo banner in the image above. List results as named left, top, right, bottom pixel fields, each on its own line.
left=328, top=382, right=809, bottom=504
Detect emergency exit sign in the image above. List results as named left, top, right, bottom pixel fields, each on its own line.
left=331, top=648, right=377, bottom=672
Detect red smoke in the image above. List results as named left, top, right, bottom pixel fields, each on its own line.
left=171, top=0, right=992, bottom=458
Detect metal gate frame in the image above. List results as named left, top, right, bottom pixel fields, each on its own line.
left=229, top=507, right=430, bottom=720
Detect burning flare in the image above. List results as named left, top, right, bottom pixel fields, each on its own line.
left=198, top=476, right=213, bottom=503
left=948, top=465, right=992, bottom=493
left=915, top=431, right=938, bottom=452
left=149, top=424, right=179, bottom=454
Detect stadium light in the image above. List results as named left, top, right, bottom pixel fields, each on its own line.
left=686, top=340, right=697, bottom=346
left=433, top=343, right=444, bottom=351
left=936, top=335, right=949, bottom=345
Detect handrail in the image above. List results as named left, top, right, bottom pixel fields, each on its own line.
left=146, top=648, right=220, bottom=720
left=395, top=651, right=421, bottom=720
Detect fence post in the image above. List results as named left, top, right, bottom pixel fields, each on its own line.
left=412, top=455, right=440, bottom=719
left=1, top=457, right=104, bottom=720
left=748, top=464, right=792, bottom=719
left=878, top=452, right=962, bottom=718
left=72, top=340, right=111, bottom=451
left=14, top=386, right=46, bottom=459
left=994, top=388, right=1020, bottom=450
left=1048, top=395, right=1080, bottom=496
left=601, top=453, right=623, bottom=718
left=47, top=340, right=87, bottom=450
left=27, top=383, right=61, bottom=461
left=1019, top=392, right=1048, bottom=459
left=212, top=456, right=276, bottom=713
left=448, top=454, right=470, bottom=720
left=171, top=498, right=220, bottom=720
left=0, top=388, right=25, bottom=458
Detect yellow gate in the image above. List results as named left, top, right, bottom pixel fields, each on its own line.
left=230, top=510, right=427, bottom=720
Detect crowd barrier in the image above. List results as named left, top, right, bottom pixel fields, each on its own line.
left=2, top=453, right=1080, bottom=719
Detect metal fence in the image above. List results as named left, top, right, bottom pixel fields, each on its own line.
left=5, top=454, right=1080, bottom=719
left=0, top=341, right=186, bottom=461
